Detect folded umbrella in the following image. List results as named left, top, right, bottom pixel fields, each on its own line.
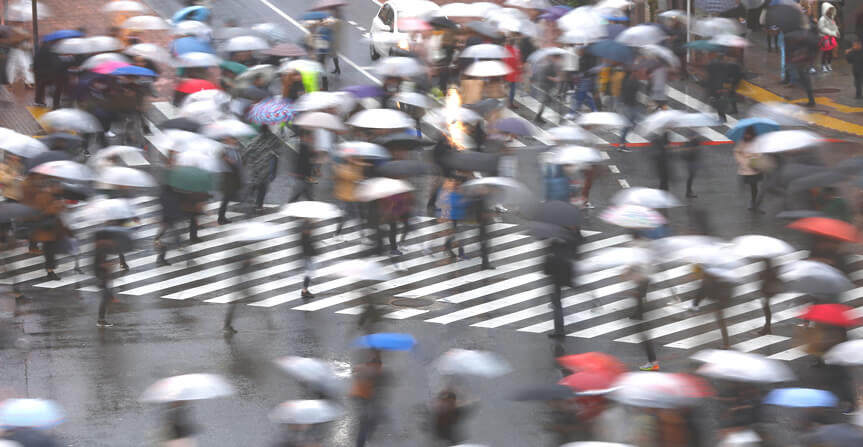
left=443, top=151, right=498, bottom=173
left=611, top=187, right=682, bottom=208
left=140, top=373, right=234, bottom=403
left=269, top=400, right=345, bottom=425
left=355, top=177, right=413, bottom=202
left=527, top=200, right=582, bottom=227
left=799, top=303, right=860, bottom=327
left=787, top=216, right=859, bottom=242
left=434, top=349, right=512, bottom=378
left=281, top=201, right=342, bottom=219
left=353, top=333, right=416, bottom=351
left=764, top=388, right=838, bottom=408
left=587, top=40, right=634, bottom=64
left=0, top=399, right=63, bottom=429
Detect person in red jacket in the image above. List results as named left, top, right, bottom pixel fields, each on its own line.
left=504, top=35, right=523, bottom=109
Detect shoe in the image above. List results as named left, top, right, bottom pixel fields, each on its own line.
left=758, top=326, right=772, bottom=336
left=827, top=64, right=833, bottom=71
left=217, top=218, right=232, bottom=225
left=547, top=332, right=566, bottom=339
left=809, top=67, right=817, bottom=74
left=748, top=206, right=766, bottom=214
left=105, top=130, right=116, bottom=138
left=189, top=237, right=203, bottom=244
left=822, top=65, right=828, bottom=73
left=534, top=116, right=545, bottom=125
left=494, top=205, right=509, bottom=213
left=301, top=290, right=315, bottom=301
left=97, top=321, right=114, bottom=328
left=389, top=249, right=402, bottom=256
left=223, top=324, right=237, bottom=333
left=617, top=145, right=631, bottom=153
left=45, top=271, right=60, bottom=281
left=156, top=256, right=171, bottom=267
left=639, top=362, right=660, bottom=371
left=481, top=263, right=495, bottom=270
left=804, top=101, right=816, bottom=108
left=686, top=191, right=698, bottom=198
left=120, top=262, right=129, bottom=271
left=582, top=201, right=595, bottom=209
left=689, top=303, right=700, bottom=312
left=74, top=267, right=85, bottom=275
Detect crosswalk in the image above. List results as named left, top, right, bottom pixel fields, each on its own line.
left=4, top=196, right=861, bottom=361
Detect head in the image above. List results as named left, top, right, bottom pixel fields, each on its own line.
left=437, top=390, right=457, bottom=408
left=743, top=126, right=756, bottom=142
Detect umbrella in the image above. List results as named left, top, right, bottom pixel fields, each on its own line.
left=611, top=187, right=681, bottom=209
left=464, top=60, right=512, bottom=78
left=799, top=303, right=860, bottom=327
left=122, top=15, right=171, bottom=30
left=337, top=142, right=390, bottom=160
left=175, top=79, right=220, bottom=95
left=547, top=126, right=596, bottom=144
left=460, top=44, right=509, bottom=59
left=557, top=6, right=606, bottom=35
left=280, top=59, right=324, bottom=75
left=222, top=35, right=270, bottom=53
left=639, top=44, right=681, bottom=69
left=174, top=51, right=221, bottom=68
left=201, top=119, right=257, bottom=140
left=91, top=226, right=135, bottom=253
left=250, top=22, right=291, bottom=43
left=377, top=160, right=435, bottom=177
left=347, top=108, right=414, bottom=130
left=561, top=444, right=637, bottom=447
left=167, top=166, right=212, bottom=193
left=765, top=2, right=804, bottom=32
left=102, top=0, right=148, bottom=13
left=179, top=100, right=226, bottom=125
left=246, top=97, right=294, bottom=125
left=6, top=1, right=51, bottom=21
left=52, top=38, right=90, bottom=55
left=609, top=372, right=705, bottom=408
left=274, top=356, right=341, bottom=386
left=96, top=166, right=157, bottom=188
left=527, top=200, right=582, bottom=227
left=376, top=57, right=425, bottom=78
left=787, top=217, right=859, bottom=242
left=490, top=117, right=533, bottom=137
left=81, top=52, right=130, bottom=70
left=539, top=5, right=572, bottom=20
left=522, top=220, right=578, bottom=241
left=334, top=259, right=394, bottom=281
left=748, top=102, right=808, bottom=126
left=788, top=171, right=847, bottom=193
left=546, top=145, right=603, bottom=165
left=24, top=150, right=71, bottom=170
left=260, top=43, right=307, bottom=58
left=30, top=160, right=92, bottom=181
left=600, top=204, right=666, bottom=229
left=300, top=11, right=331, bottom=21
left=442, top=151, right=498, bottom=173
left=228, top=222, right=285, bottom=242
left=461, top=177, right=529, bottom=199
left=110, top=65, right=157, bottom=77
left=173, top=20, right=212, bottom=37
left=560, top=371, right=617, bottom=393
left=587, top=40, right=634, bottom=64
left=42, top=29, right=83, bottom=42
left=355, top=178, right=414, bottom=202
left=175, top=149, right=226, bottom=172
left=693, top=350, right=796, bottom=383
left=577, top=246, right=652, bottom=273
left=293, top=112, right=346, bottom=132
left=219, top=60, right=248, bottom=75
left=353, top=333, right=416, bottom=351
left=710, top=33, right=750, bottom=48
left=161, top=117, right=201, bottom=132
left=140, top=374, right=234, bottom=402
left=751, top=130, right=821, bottom=154
left=726, top=117, right=780, bottom=142
left=558, top=352, right=626, bottom=376
left=75, top=198, right=138, bottom=224
left=512, top=384, right=578, bottom=401
left=0, top=399, right=63, bottom=429
left=434, top=349, right=512, bottom=377
left=86, top=35, right=125, bottom=53
left=269, top=400, right=345, bottom=425
left=397, top=17, right=432, bottom=32
left=281, top=201, right=342, bottom=219
left=465, top=20, right=500, bottom=39
left=559, top=29, right=598, bottom=45
left=577, top=112, right=630, bottom=128
left=0, top=133, right=48, bottom=158
left=294, top=91, right=354, bottom=113
left=171, top=5, right=210, bottom=23
left=731, top=235, right=794, bottom=259
left=636, top=109, right=685, bottom=135
left=91, top=61, right=130, bottom=74
left=616, top=24, right=667, bottom=47
left=824, top=339, right=863, bottom=365
left=652, top=235, right=724, bottom=257
left=764, top=388, right=838, bottom=408
left=429, top=16, right=458, bottom=29
left=342, top=85, right=385, bottom=99
left=0, top=203, right=40, bottom=223
left=171, top=36, right=214, bottom=55
left=92, top=146, right=149, bottom=169
left=390, top=92, right=435, bottom=109
left=183, top=89, right=231, bottom=108
left=693, top=16, right=743, bottom=36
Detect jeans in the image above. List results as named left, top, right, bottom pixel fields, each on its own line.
left=779, top=33, right=786, bottom=80
left=572, top=77, right=596, bottom=113
left=550, top=282, right=564, bottom=335
left=854, top=72, right=862, bottom=97
left=508, top=82, right=518, bottom=105
left=98, top=281, right=112, bottom=321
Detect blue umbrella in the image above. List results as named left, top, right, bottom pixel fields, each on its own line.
left=0, top=399, right=64, bottom=429
left=110, top=65, right=158, bottom=77
left=171, top=5, right=210, bottom=24
left=353, top=333, right=416, bottom=351
left=171, top=36, right=214, bottom=56
left=301, top=11, right=331, bottom=21
left=726, top=117, right=780, bottom=142
left=587, top=40, right=634, bottom=64
left=42, top=30, right=83, bottom=42
left=764, top=388, right=838, bottom=408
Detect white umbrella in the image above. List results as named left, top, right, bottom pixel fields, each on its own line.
left=172, top=20, right=212, bottom=36
left=281, top=201, right=342, bottom=219
left=334, top=259, right=394, bottom=281
left=751, top=130, right=821, bottom=154
left=561, top=443, right=636, bottom=447
left=546, top=145, right=603, bottom=165
left=96, top=166, right=157, bottom=188
left=41, top=109, right=102, bottom=133
left=676, top=112, right=720, bottom=128
left=90, top=145, right=147, bottom=167
left=747, top=102, right=809, bottom=126
left=183, top=89, right=232, bottom=108
left=577, top=112, right=630, bottom=128
left=122, top=15, right=171, bottom=30
left=52, top=38, right=90, bottom=55
left=0, top=133, right=48, bottom=158
left=140, top=374, right=235, bottom=402
left=222, top=35, right=270, bottom=52
left=559, top=29, right=599, bottom=45
left=375, top=57, right=426, bottom=78
left=471, top=1, right=502, bottom=16
left=577, top=247, right=652, bottom=273
left=600, top=204, right=666, bottom=229
left=234, top=64, right=278, bottom=86
left=337, top=142, right=391, bottom=160
left=635, top=109, right=685, bottom=136
left=460, top=43, right=509, bottom=59
left=124, top=43, right=173, bottom=65
left=710, top=33, right=750, bottom=48
left=269, top=400, right=345, bottom=425
left=692, top=349, right=796, bottom=383
left=526, top=47, right=571, bottom=65
left=611, top=187, right=682, bottom=208
left=639, top=44, right=680, bottom=69
left=692, top=17, right=743, bottom=37
left=824, top=340, right=863, bottom=366
left=251, top=22, right=291, bottom=43
left=609, top=372, right=697, bottom=409
left=74, top=198, right=138, bottom=223
left=355, top=177, right=414, bottom=202
left=426, top=107, right=483, bottom=128
left=228, top=222, right=285, bottom=241
left=780, top=260, right=853, bottom=299
left=439, top=2, right=482, bottom=18
left=173, top=51, right=222, bottom=68
left=505, top=0, right=550, bottom=8
left=294, top=112, right=346, bottom=132
left=294, top=91, right=354, bottom=113
left=558, top=6, right=606, bottom=35
left=658, top=10, right=687, bottom=22
left=461, top=177, right=529, bottom=194
left=162, top=129, right=222, bottom=153
left=179, top=100, right=226, bottom=124
left=464, top=60, right=512, bottom=77
left=390, top=92, right=435, bottom=109
left=731, top=235, right=794, bottom=259
left=274, top=356, right=341, bottom=385
left=101, top=0, right=148, bottom=13
left=31, top=160, right=93, bottom=181
left=547, top=126, right=596, bottom=144
left=6, top=1, right=51, bottom=21
left=86, top=36, right=125, bottom=53
left=651, top=235, right=725, bottom=258
left=434, top=349, right=512, bottom=377
left=347, top=108, right=414, bottom=130
left=81, top=52, right=130, bottom=70
left=0, top=398, right=64, bottom=429
left=616, top=24, right=668, bottom=47
left=174, top=150, right=226, bottom=172
left=202, top=119, right=258, bottom=140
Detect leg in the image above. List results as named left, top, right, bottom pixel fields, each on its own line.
left=715, top=302, right=730, bottom=349
left=549, top=283, right=564, bottom=336
left=508, top=82, right=517, bottom=107
left=479, top=221, right=492, bottom=269
left=580, top=167, right=594, bottom=204
left=855, top=74, right=862, bottom=98
left=43, top=241, right=57, bottom=278
left=218, top=195, right=230, bottom=224
left=118, top=253, right=128, bottom=270
left=387, top=222, right=397, bottom=253
left=638, top=318, right=658, bottom=369
left=686, top=159, right=697, bottom=196
left=760, top=296, right=772, bottom=335
left=301, top=258, right=315, bottom=300
left=51, top=79, right=64, bottom=110
left=255, top=182, right=269, bottom=208
left=749, top=180, right=759, bottom=209
left=189, top=215, right=200, bottom=242
left=34, top=79, right=47, bottom=105
left=399, top=216, right=409, bottom=244
left=331, top=55, right=340, bottom=74
left=632, top=280, right=649, bottom=320
left=223, top=302, right=238, bottom=332
left=98, top=283, right=112, bottom=323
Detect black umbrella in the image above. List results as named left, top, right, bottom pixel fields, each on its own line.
left=779, top=163, right=829, bottom=185
left=443, top=151, right=499, bottom=173
left=430, top=16, right=458, bottom=30
left=376, top=160, right=436, bottom=177
left=0, top=203, right=40, bottom=223
left=522, top=220, right=580, bottom=241
left=788, top=171, right=847, bottom=193
left=25, top=150, right=73, bottom=171
left=235, top=86, right=270, bottom=102
left=511, top=384, right=577, bottom=401
left=527, top=200, right=583, bottom=227
left=160, top=117, right=202, bottom=132
left=375, top=132, right=433, bottom=151
left=41, top=133, right=84, bottom=151
left=94, top=226, right=136, bottom=254
left=61, top=183, right=93, bottom=201
left=466, top=21, right=500, bottom=39
left=765, top=3, right=804, bottom=32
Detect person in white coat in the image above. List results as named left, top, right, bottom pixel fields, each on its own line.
left=818, top=2, right=840, bottom=72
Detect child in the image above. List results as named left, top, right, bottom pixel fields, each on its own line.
left=846, top=40, right=863, bottom=99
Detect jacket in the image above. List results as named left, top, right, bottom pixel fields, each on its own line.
left=504, top=45, right=522, bottom=83
left=818, top=3, right=839, bottom=38
left=20, top=177, right=67, bottom=242
left=733, top=140, right=760, bottom=176
left=334, top=162, right=363, bottom=202
left=0, top=160, right=23, bottom=200
left=847, top=48, right=863, bottom=74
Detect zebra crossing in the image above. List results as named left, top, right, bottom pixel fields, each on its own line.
left=4, top=196, right=862, bottom=361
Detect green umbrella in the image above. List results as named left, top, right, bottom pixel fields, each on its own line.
left=168, top=166, right=212, bottom=193
left=219, top=60, right=248, bottom=74
left=684, top=40, right=723, bottom=52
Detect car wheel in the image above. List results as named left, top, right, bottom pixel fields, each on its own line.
left=370, top=44, right=380, bottom=61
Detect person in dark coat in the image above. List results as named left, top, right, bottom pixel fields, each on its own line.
left=759, top=257, right=781, bottom=335
left=288, top=129, right=315, bottom=203
left=163, top=401, right=198, bottom=443
left=218, top=143, right=243, bottom=224
left=651, top=131, right=671, bottom=191
left=432, top=389, right=476, bottom=445
left=544, top=239, right=574, bottom=338
left=32, top=40, right=62, bottom=108
left=21, top=175, right=69, bottom=281
left=93, top=231, right=117, bottom=328
left=845, top=39, right=863, bottom=98
left=243, top=125, right=281, bottom=211
left=300, top=219, right=316, bottom=300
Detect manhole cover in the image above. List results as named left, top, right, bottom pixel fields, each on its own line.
left=390, top=298, right=434, bottom=308
left=813, top=88, right=840, bottom=94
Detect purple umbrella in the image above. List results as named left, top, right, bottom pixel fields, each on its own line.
left=539, top=5, right=571, bottom=21
left=342, top=85, right=384, bottom=99
left=491, top=117, right=533, bottom=137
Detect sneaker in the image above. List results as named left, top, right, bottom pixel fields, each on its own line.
left=389, top=249, right=403, bottom=256
left=301, top=290, right=315, bottom=301
left=223, top=324, right=237, bottom=333
left=809, top=67, right=817, bottom=74
left=639, top=361, right=660, bottom=371
left=97, top=321, right=114, bottom=328
left=617, top=145, right=631, bottom=153
left=120, top=262, right=129, bottom=271
left=105, top=130, right=116, bottom=138
left=332, top=234, right=344, bottom=243
left=494, top=205, right=509, bottom=213
left=582, top=201, right=595, bottom=209
left=827, top=64, right=833, bottom=72
left=689, top=303, right=700, bottom=312
left=217, top=218, right=232, bottom=225
left=822, top=65, right=828, bottom=73
left=46, top=271, right=60, bottom=281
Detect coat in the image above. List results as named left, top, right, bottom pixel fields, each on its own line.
left=818, top=3, right=839, bottom=38
left=242, top=128, right=282, bottom=185
left=733, top=141, right=760, bottom=176
left=20, top=177, right=67, bottom=242
left=504, top=45, right=522, bottom=83
left=333, top=162, right=363, bottom=202
left=221, top=147, right=243, bottom=199
left=0, top=159, right=23, bottom=201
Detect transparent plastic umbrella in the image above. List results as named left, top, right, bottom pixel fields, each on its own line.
left=221, top=35, right=270, bottom=52
left=101, top=0, right=148, bottom=13
left=30, top=160, right=93, bottom=181
left=460, top=43, right=509, bottom=59
left=81, top=52, right=130, bottom=70
left=730, top=234, right=794, bottom=259
left=281, top=201, right=342, bottom=219
left=0, top=398, right=63, bottom=429
left=464, top=60, right=512, bottom=77
left=0, top=133, right=48, bottom=158
left=692, top=349, right=796, bottom=383
left=124, top=43, right=173, bottom=65
left=434, top=349, right=512, bottom=377
left=293, top=112, right=346, bottom=132
left=122, top=15, right=171, bottom=30
left=355, top=177, right=414, bottom=202
left=40, top=109, right=102, bottom=133
left=269, top=400, right=345, bottom=425
left=228, top=222, right=285, bottom=242
left=86, top=35, right=125, bottom=53
left=375, top=56, right=426, bottom=77
left=611, top=187, right=682, bottom=208
left=172, top=20, right=212, bottom=36
left=74, top=198, right=138, bottom=224
left=347, top=108, right=414, bottom=130
left=201, top=119, right=257, bottom=140
left=173, top=51, right=222, bottom=68
left=95, top=166, right=157, bottom=188
left=577, top=111, right=630, bottom=128
left=140, top=374, right=235, bottom=402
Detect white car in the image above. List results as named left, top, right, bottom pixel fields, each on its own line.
left=369, top=0, right=440, bottom=60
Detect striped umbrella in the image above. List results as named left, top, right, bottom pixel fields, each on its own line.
left=246, top=97, right=294, bottom=125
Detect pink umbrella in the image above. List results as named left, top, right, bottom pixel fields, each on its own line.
left=398, top=18, right=431, bottom=32
left=92, top=61, right=131, bottom=74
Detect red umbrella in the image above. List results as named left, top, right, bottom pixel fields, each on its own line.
left=559, top=371, right=617, bottom=393
left=800, top=303, right=861, bottom=327
left=788, top=217, right=859, bottom=243
left=92, top=61, right=130, bottom=74
left=557, top=352, right=626, bottom=377
left=175, top=78, right=220, bottom=94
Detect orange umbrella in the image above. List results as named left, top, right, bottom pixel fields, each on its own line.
left=788, top=217, right=859, bottom=243
left=800, top=303, right=861, bottom=328
left=557, top=352, right=626, bottom=376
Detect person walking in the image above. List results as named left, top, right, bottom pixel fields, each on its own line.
left=243, top=125, right=282, bottom=212
left=544, top=239, right=573, bottom=338
left=733, top=126, right=764, bottom=212
left=624, top=231, right=659, bottom=371
left=503, top=36, right=522, bottom=109
left=351, top=351, right=388, bottom=447
left=93, top=230, right=117, bottom=328
left=618, top=68, right=641, bottom=152
left=651, top=131, right=671, bottom=191
left=431, top=389, right=476, bottom=446
left=565, top=47, right=597, bottom=119
left=333, top=156, right=367, bottom=240
left=472, top=191, right=493, bottom=270
left=326, top=8, right=343, bottom=76
left=679, top=130, right=703, bottom=198
left=758, top=257, right=781, bottom=335
left=437, top=175, right=467, bottom=261
left=300, top=219, right=316, bottom=300
left=534, top=54, right=562, bottom=125
left=21, top=175, right=68, bottom=281
left=818, top=2, right=840, bottom=72
left=288, top=129, right=316, bottom=203
left=223, top=248, right=254, bottom=333
left=845, top=39, right=863, bottom=98
left=690, top=271, right=734, bottom=349
left=218, top=143, right=243, bottom=225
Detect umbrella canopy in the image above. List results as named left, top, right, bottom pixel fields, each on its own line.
left=587, top=40, right=634, bottom=64
left=167, top=166, right=212, bottom=193
left=122, top=15, right=171, bottom=30
left=124, top=43, right=173, bottom=65
left=434, top=349, right=512, bottom=377
left=175, top=149, right=226, bottom=172
left=86, top=35, right=124, bottom=53
left=219, top=60, right=248, bottom=75
left=140, top=373, right=234, bottom=402
left=765, top=2, right=804, bottom=32
left=764, top=388, right=838, bottom=408
left=639, top=44, right=681, bottom=69
left=342, top=84, right=385, bottom=99
left=651, top=235, right=724, bottom=258
left=337, top=142, right=390, bottom=160
left=787, top=217, right=859, bottom=242
left=429, top=16, right=458, bottom=29
left=751, top=130, right=821, bottom=154
left=460, top=43, right=509, bottom=59
left=577, top=112, right=630, bottom=128
left=31, top=160, right=93, bottom=181
left=301, top=11, right=331, bottom=21
left=90, top=144, right=148, bottom=167
left=527, top=200, right=582, bottom=227
left=161, top=117, right=202, bottom=132
left=201, top=119, right=257, bottom=140
left=250, top=22, right=290, bottom=43
left=730, top=234, right=794, bottom=259
left=102, top=0, right=148, bottom=13
left=616, top=24, right=667, bottom=47
left=96, top=166, right=157, bottom=189
left=465, top=20, right=500, bottom=38
left=464, top=60, right=512, bottom=77
left=390, top=91, right=435, bottom=109
left=353, top=333, right=416, bottom=351
left=334, top=259, right=394, bottom=281
left=280, top=59, right=324, bottom=75
left=174, top=51, right=221, bottom=68
left=0, top=203, right=40, bottom=223
left=91, top=60, right=129, bottom=74
left=443, top=151, right=498, bottom=173
left=693, top=350, right=796, bottom=383
left=81, top=52, right=130, bottom=70
left=692, top=16, right=743, bottom=36
left=375, top=57, right=425, bottom=78
left=557, top=6, right=606, bottom=34
left=269, top=400, right=345, bottom=425
left=547, top=126, right=596, bottom=144
left=546, top=145, right=603, bottom=165
left=293, top=91, right=351, bottom=113
left=172, top=36, right=214, bottom=55
left=799, top=303, right=860, bottom=327
left=560, top=371, right=617, bottom=393
left=512, top=384, right=578, bottom=401
left=227, top=222, right=285, bottom=242
left=558, top=352, right=626, bottom=376
left=173, top=20, right=212, bottom=37
left=611, top=187, right=681, bottom=209
left=710, top=33, right=750, bottom=48
left=234, top=64, right=277, bottom=86
left=0, top=133, right=48, bottom=158
left=42, top=29, right=83, bottom=42
left=274, top=356, right=341, bottom=386
left=0, top=399, right=63, bottom=429
left=748, top=101, right=808, bottom=126
left=355, top=178, right=414, bottom=202
left=281, top=201, right=342, bottom=220
left=636, top=109, right=686, bottom=136
left=683, top=39, right=723, bottom=52
left=397, top=17, right=432, bottom=32
left=726, top=117, right=780, bottom=142
left=24, top=150, right=72, bottom=171
left=375, top=133, right=432, bottom=151
left=110, top=65, right=157, bottom=77
left=6, top=1, right=51, bottom=22
left=490, top=117, right=533, bottom=137
left=376, top=160, right=435, bottom=177
left=222, top=35, right=270, bottom=52
left=824, top=339, right=863, bottom=366
left=522, top=220, right=579, bottom=241
left=600, top=204, right=666, bottom=229
left=246, top=97, right=294, bottom=125
left=171, top=5, right=209, bottom=23
left=609, top=372, right=705, bottom=408
left=74, top=198, right=138, bottom=224
left=260, top=43, right=307, bottom=58
left=293, top=112, right=346, bottom=132
left=347, top=108, right=414, bottom=130
left=461, top=177, right=529, bottom=199
left=52, top=38, right=90, bottom=55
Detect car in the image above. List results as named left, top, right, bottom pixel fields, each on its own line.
left=369, top=0, right=441, bottom=60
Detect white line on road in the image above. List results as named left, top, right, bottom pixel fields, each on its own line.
left=618, top=179, right=630, bottom=188
left=608, top=165, right=620, bottom=174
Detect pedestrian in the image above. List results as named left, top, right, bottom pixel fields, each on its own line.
left=163, top=401, right=199, bottom=445
left=625, top=231, right=659, bottom=371
left=0, top=153, right=25, bottom=243
left=470, top=189, right=493, bottom=270
left=182, top=192, right=206, bottom=245
left=351, top=351, right=388, bottom=447
left=651, top=131, right=671, bottom=191
left=679, top=130, right=702, bottom=198
left=733, top=126, right=764, bottom=212
left=242, top=125, right=282, bottom=212
left=788, top=30, right=818, bottom=107
left=758, top=257, right=781, bottom=335
left=32, top=40, right=63, bottom=108
left=223, top=248, right=253, bottom=333
left=333, top=156, right=367, bottom=240
left=93, top=230, right=117, bottom=328
left=300, top=219, right=316, bottom=300
left=326, top=8, right=343, bottom=76
left=379, top=190, right=411, bottom=256
left=154, top=183, right=183, bottom=267
left=313, top=18, right=333, bottom=91
left=818, top=2, right=840, bottom=72
left=3, top=24, right=32, bottom=89
left=845, top=39, right=863, bottom=98
left=431, top=389, right=476, bottom=445
left=534, top=54, right=562, bottom=124
left=565, top=47, right=597, bottom=119
left=689, top=271, right=733, bottom=349
left=544, top=239, right=573, bottom=338
left=706, top=54, right=742, bottom=122
left=218, top=142, right=243, bottom=225
left=288, top=129, right=315, bottom=203
left=21, top=175, right=69, bottom=281
left=618, top=67, right=641, bottom=152
left=437, top=175, right=467, bottom=261
left=503, top=35, right=522, bottom=109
